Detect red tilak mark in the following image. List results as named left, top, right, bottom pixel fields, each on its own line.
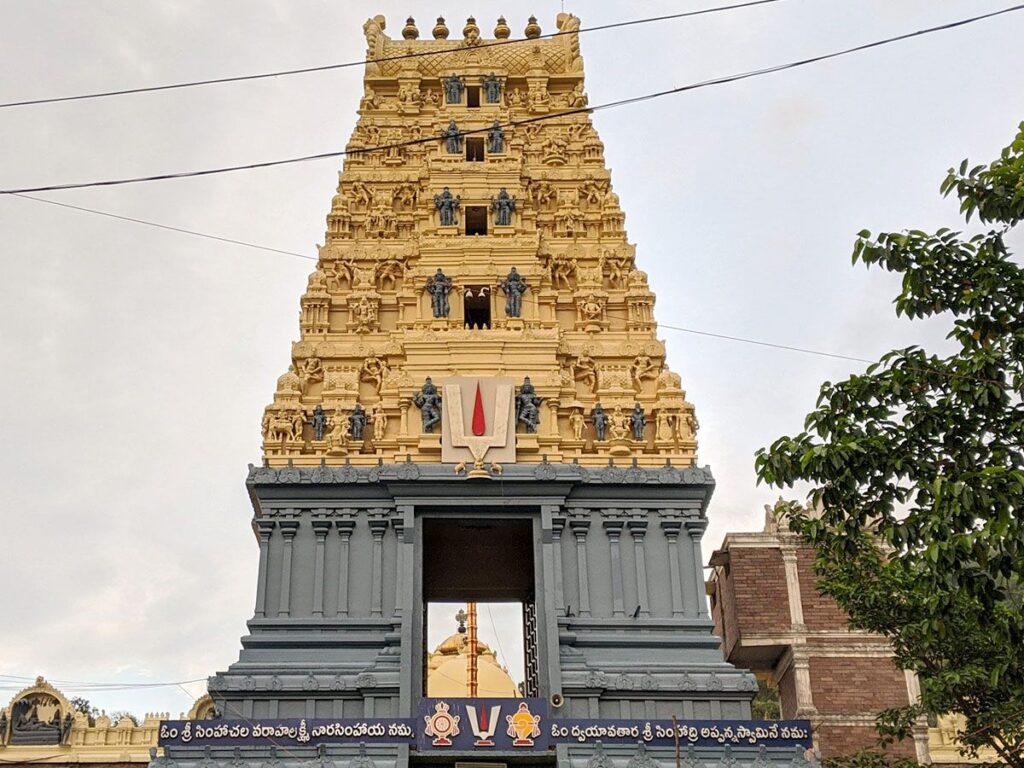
left=472, top=382, right=486, bottom=436
left=479, top=705, right=488, bottom=730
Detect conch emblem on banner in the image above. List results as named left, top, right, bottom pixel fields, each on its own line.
left=466, top=704, right=501, bottom=746
left=444, top=380, right=513, bottom=478
left=424, top=701, right=460, bottom=747
left=506, top=701, right=541, bottom=747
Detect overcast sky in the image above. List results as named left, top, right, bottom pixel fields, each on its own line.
left=1, top=0, right=1022, bottom=718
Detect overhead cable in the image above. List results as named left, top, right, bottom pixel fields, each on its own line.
left=3, top=3, right=1022, bottom=196
left=0, top=1, right=784, bottom=109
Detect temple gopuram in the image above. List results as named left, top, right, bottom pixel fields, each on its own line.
left=155, top=12, right=814, bottom=768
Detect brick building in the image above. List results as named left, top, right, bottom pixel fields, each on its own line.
left=707, top=502, right=929, bottom=762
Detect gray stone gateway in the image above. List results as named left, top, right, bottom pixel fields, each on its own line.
left=157, top=464, right=813, bottom=767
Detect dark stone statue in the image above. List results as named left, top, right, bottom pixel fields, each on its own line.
left=413, top=377, right=443, bottom=433
left=441, top=119, right=463, bottom=154
left=349, top=404, right=367, bottom=441
left=425, top=268, right=453, bottom=318
left=491, top=187, right=516, bottom=227
left=487, top=120, right=505, bottom=153
left=483, top=73, right=501, bottom=103
left=442, top=74, right=465, bottom=104
left=630, top=403, right=647, bottom=441
left=500, top=266, right=528, bottom=317
left=592, top=403, right=609, bottom=442
left=433, top=186, right=461, bottom=227
left=0, top=710, right=7, bottom=746
left=9, top=698, right=61, bottom=745
left=515, top=377, right=544, bottom=433
left=311, top=404, right=328, bottom=441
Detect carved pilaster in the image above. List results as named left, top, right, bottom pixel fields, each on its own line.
left=685, top=520, right=709, bottom=619
left=627, top=517, right=650, bottom=617
left=277, top=519, right=300, bottom=618
left=603, top=517, right=625, bottom=617
left=254, top=519, right=276, bottom=618
left=569, top=516, right=591, bottom=617
left=335, top=515, right=356, bottom=617
left=552, top=514, right=566, bottom=616
left=311, top=516, right=332, bottom=617
left=392, top=514, right=406, bottom=617
left=660, top=519, right=684, bottom=617
left=369, top=516, right=390, bottom=617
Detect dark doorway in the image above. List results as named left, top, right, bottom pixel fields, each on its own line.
left=466, top=86, right=481, bottom=108
left=421, top=518, right=539, bottom=697
left=463, top=286, right=491, bottom=329
left=465, top=206, right=488, bottom=236
left=466, top=137, right=485, bottom=162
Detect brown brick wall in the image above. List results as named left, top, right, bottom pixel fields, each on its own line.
left=727, top=547, right=792, bottom=634
left=816, top=724, right=917, bottom=760
left=809, top=656, right=911, bottom=714
left=796, top=548, right=850, bottom=630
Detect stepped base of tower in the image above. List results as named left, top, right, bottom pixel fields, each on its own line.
left=154, top=463, right=814, bottom=766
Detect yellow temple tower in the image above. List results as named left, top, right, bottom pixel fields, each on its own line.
left=260, top=12, right=698, bottom=471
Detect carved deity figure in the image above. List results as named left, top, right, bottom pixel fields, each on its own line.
left=349, top=404, right=368, bottom=440
left=425, top=268, right=453, bottom=318
left=360, top=356, right=389, bottom=395
left=311, top=404, right=328, bottom=441
left=656, top=410, right=674, bottom=441
left=610, top=406, right=629, bottom=442
left=487, top=120, right=505, bottom=153
left=568, top=81, right=588, bottom=108
left=569, top=408, right=586, bottom=441
left=573, top=352, right=598, bottom=393
left=630, top=403, right=647, bottom=441
left=551, top=255, right=577, bottom=289
left=442, top=74, right=465, bottom=104
left=300, top=356, right=324, bottom=383
left=515, top=377, right=544, bottom=434
left=500, top=266, right=528, bottom=318
left=491, top=187, right=517, bottom=227
left=483, top=73, right=501, bottom=103
left=329, top=408, right=351, bottom=447
left=508, top=87, right=524, bottom=107
left=592, top=403, right=609, bottom=442
left=442, top=120, right=463, bottom=154
left=630, top=354, right=658, bottom=391
left=413, top=377, right=443, bottom=433
left=371, top=404, right=388, bottom=441
left=434, top=187, right=461, bottom=226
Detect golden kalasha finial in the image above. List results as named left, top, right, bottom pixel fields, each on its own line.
left=463, top=16, right=480, bottom=43
left=402, top=16, right=419, bottom=40
left=525, top=15, right=542, bottom=39
left=432, top=16, right=449, bottom=39
left=494, top=16, right=511, bottom=39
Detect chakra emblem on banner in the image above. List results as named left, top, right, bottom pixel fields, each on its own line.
left=506, top=701, right=541, bottom=747
left=424, top=700, right=460, bottom=746
left=466, top=704, right=501, bottom=746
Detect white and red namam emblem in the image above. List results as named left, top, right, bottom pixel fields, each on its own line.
left=424, top=700, right=460, bottom=746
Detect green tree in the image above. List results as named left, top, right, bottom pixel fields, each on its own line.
left=755, top=122, right=1024, bottom=767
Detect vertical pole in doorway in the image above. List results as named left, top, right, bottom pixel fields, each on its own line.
left=467, top=601, right=479, bottom=697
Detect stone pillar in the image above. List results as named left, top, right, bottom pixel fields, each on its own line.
left=277, top=519, right=300, bottom=618
left=603, top=517, right=625, bottom=617
left=661, top=520, right=685, bottom=617
left=552, top=514, right=566, bottom=615
left=627, top=517, right=650, bottom=617
left=336, top=515, right=355, bottom=617
left=312, top=516, right=332, bottom=617
left=254, top=519, right=276, bottom=618
left=685, top=520, right=709, bottom=618
left=569, top=516, right=591, bottom=617
left=369, top=516, right=389, bottom=617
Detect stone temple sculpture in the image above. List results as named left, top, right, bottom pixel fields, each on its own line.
left=515, top=377, right=544, bottom=433
left=413, top=377, right=443, bottom=433
left=500, top=266, right=528, bottom=317
left=425, top=268, right=453, bottom=318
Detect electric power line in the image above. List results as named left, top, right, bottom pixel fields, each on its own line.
left=8, top=194, right=315, bottom=261
left=0, top=1, right=784, bottom=109
left=3, top=2, right=1023, bottom=196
